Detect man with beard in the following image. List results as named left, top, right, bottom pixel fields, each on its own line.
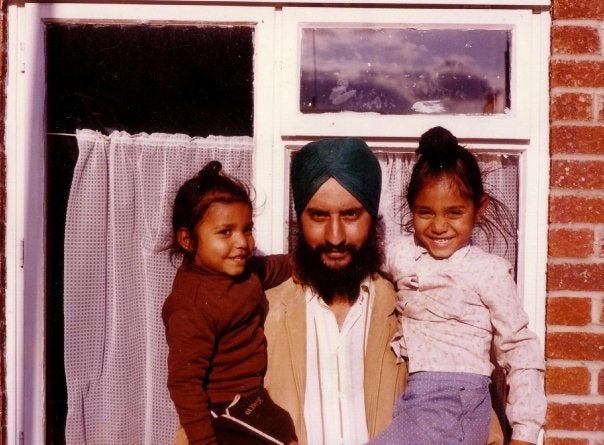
left=263, top=137, right=404, bottom=445
left=263, top=137, right=504, bottom=445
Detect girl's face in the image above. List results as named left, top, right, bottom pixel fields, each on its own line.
left=411, top=176, right=486, bottom=259
left=180, top=201, right=255, bottom=276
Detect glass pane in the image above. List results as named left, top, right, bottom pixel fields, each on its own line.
left=300, top=27, right=511, bottom=116
left=47, top=24, right=254, bottom=136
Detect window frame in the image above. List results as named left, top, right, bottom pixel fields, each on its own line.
left=6, top=3, right=277, bottom=443
left=5, top=2, right=550, bottom=444
left=279, top=7, right=533, bottom=140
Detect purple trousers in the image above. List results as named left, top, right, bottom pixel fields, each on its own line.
left=367, top=371, right=492, bottom=445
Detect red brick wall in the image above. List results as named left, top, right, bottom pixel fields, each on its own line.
left=547, top=0, right=604, bottom=443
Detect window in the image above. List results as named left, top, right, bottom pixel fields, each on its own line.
left=45, top=21, right=256, bottom=443
left=280, top=8, right=534, bottom=139
left=7, top=3, right=275, bottom=443
left=6, top=2, right=550, bottom=443
left=299, top=28, right=511, bottom=116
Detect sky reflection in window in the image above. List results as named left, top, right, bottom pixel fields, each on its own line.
left=300, top=27, right=511, bottom=115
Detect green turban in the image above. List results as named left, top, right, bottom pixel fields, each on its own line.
left=291, top=137, right=382, bottom=219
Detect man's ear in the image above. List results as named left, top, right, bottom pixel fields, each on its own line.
left=176, top=228, right=192, bottom=252
left=476, top=194, right=489, bottom=222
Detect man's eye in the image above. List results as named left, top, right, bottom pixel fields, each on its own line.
left=342, top=210, right=359, bottom=219
left=309, top=212, right=328, bottom=220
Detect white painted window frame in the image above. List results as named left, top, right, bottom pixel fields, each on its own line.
left=5, top=2, right=550, bottom=444
left=5, top=4, right=277, bottom=444
left=279, top=7, right=533, bottom=140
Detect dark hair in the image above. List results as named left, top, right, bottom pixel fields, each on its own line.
left=170, top=160, right=253, bottom=263
left=405, top=126, right=514, bottom=249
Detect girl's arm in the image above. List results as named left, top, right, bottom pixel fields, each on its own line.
left=165, top=305, right=218, bottom=445
left=380, top=233, right=418, bottom=284
left=478, top=257, right=546, bottom=444
left=253, top=254, right=292, bottom=289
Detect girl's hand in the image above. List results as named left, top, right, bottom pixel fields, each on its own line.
left=509, top=440, right=535, bottom=445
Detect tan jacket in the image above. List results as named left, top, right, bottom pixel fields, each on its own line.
left=264, top=275, right=407, bottom=445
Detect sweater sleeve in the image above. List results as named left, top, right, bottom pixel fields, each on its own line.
left=164, top=302, right=218, bottom=445
left=253, top=254, right=292, bottom=290
left=477, top=256, right=546, bottom=443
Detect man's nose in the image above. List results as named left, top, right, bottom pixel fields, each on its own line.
left=325, top=217, right=345, bottom=245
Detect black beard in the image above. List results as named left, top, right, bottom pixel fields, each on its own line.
left=292, top=218, right=384, bottom=305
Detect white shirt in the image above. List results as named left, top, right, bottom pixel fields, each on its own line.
left=303, top=281, right=374, bottom=445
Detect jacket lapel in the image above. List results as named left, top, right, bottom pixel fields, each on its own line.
left=283, top=285, right=308, bottom=406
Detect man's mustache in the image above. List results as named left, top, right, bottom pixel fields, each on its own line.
left=315, top=242, right=356, bottom=255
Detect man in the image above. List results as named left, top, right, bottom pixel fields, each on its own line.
left=264, top=137, right=503, bottom=445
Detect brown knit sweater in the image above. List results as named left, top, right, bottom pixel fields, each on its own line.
left=162, top=254, right=291, bottom=445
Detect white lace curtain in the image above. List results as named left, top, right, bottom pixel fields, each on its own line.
left=64, top=130, right=253, bottom=444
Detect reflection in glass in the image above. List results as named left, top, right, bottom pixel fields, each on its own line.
left=300, top=27, right=511, bottom=115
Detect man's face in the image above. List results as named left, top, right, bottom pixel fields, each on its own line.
left=300, top=178, right=373, bottom=270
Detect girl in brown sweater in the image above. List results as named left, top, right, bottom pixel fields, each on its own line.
left=163, top=161, right=297, bottom=445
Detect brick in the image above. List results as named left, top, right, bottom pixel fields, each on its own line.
left=546, top=332, right=604, bottom=360
left=551, top=93, right=593, bottom=121
left=551, top=160, right=604, bottom=190
left=600, top=368, right=604, bottom=394
left=547, top=263, right=604, bottom=291
left=548, top=228, right=594, bottom=257
left=546, top=297, right=591, bottom=326
left=550, top=126, right=604, bottom=155
left=546, top=366, right=591, bottom=394
left=545, top=437, right=589, bottom=445
left=551, top=26, right=601, bottom=55
left=599, top=95, right=604, bottom=122
left=552, top=0, right=604, bottom=20
left=546, top=402, right=604, bottom=431
left=551, top=61, right=604, bottom=88
left=549, top=196, right=604, bottom=224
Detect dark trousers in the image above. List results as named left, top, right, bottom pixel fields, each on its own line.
left=211, top=388, right=297, bottom=445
